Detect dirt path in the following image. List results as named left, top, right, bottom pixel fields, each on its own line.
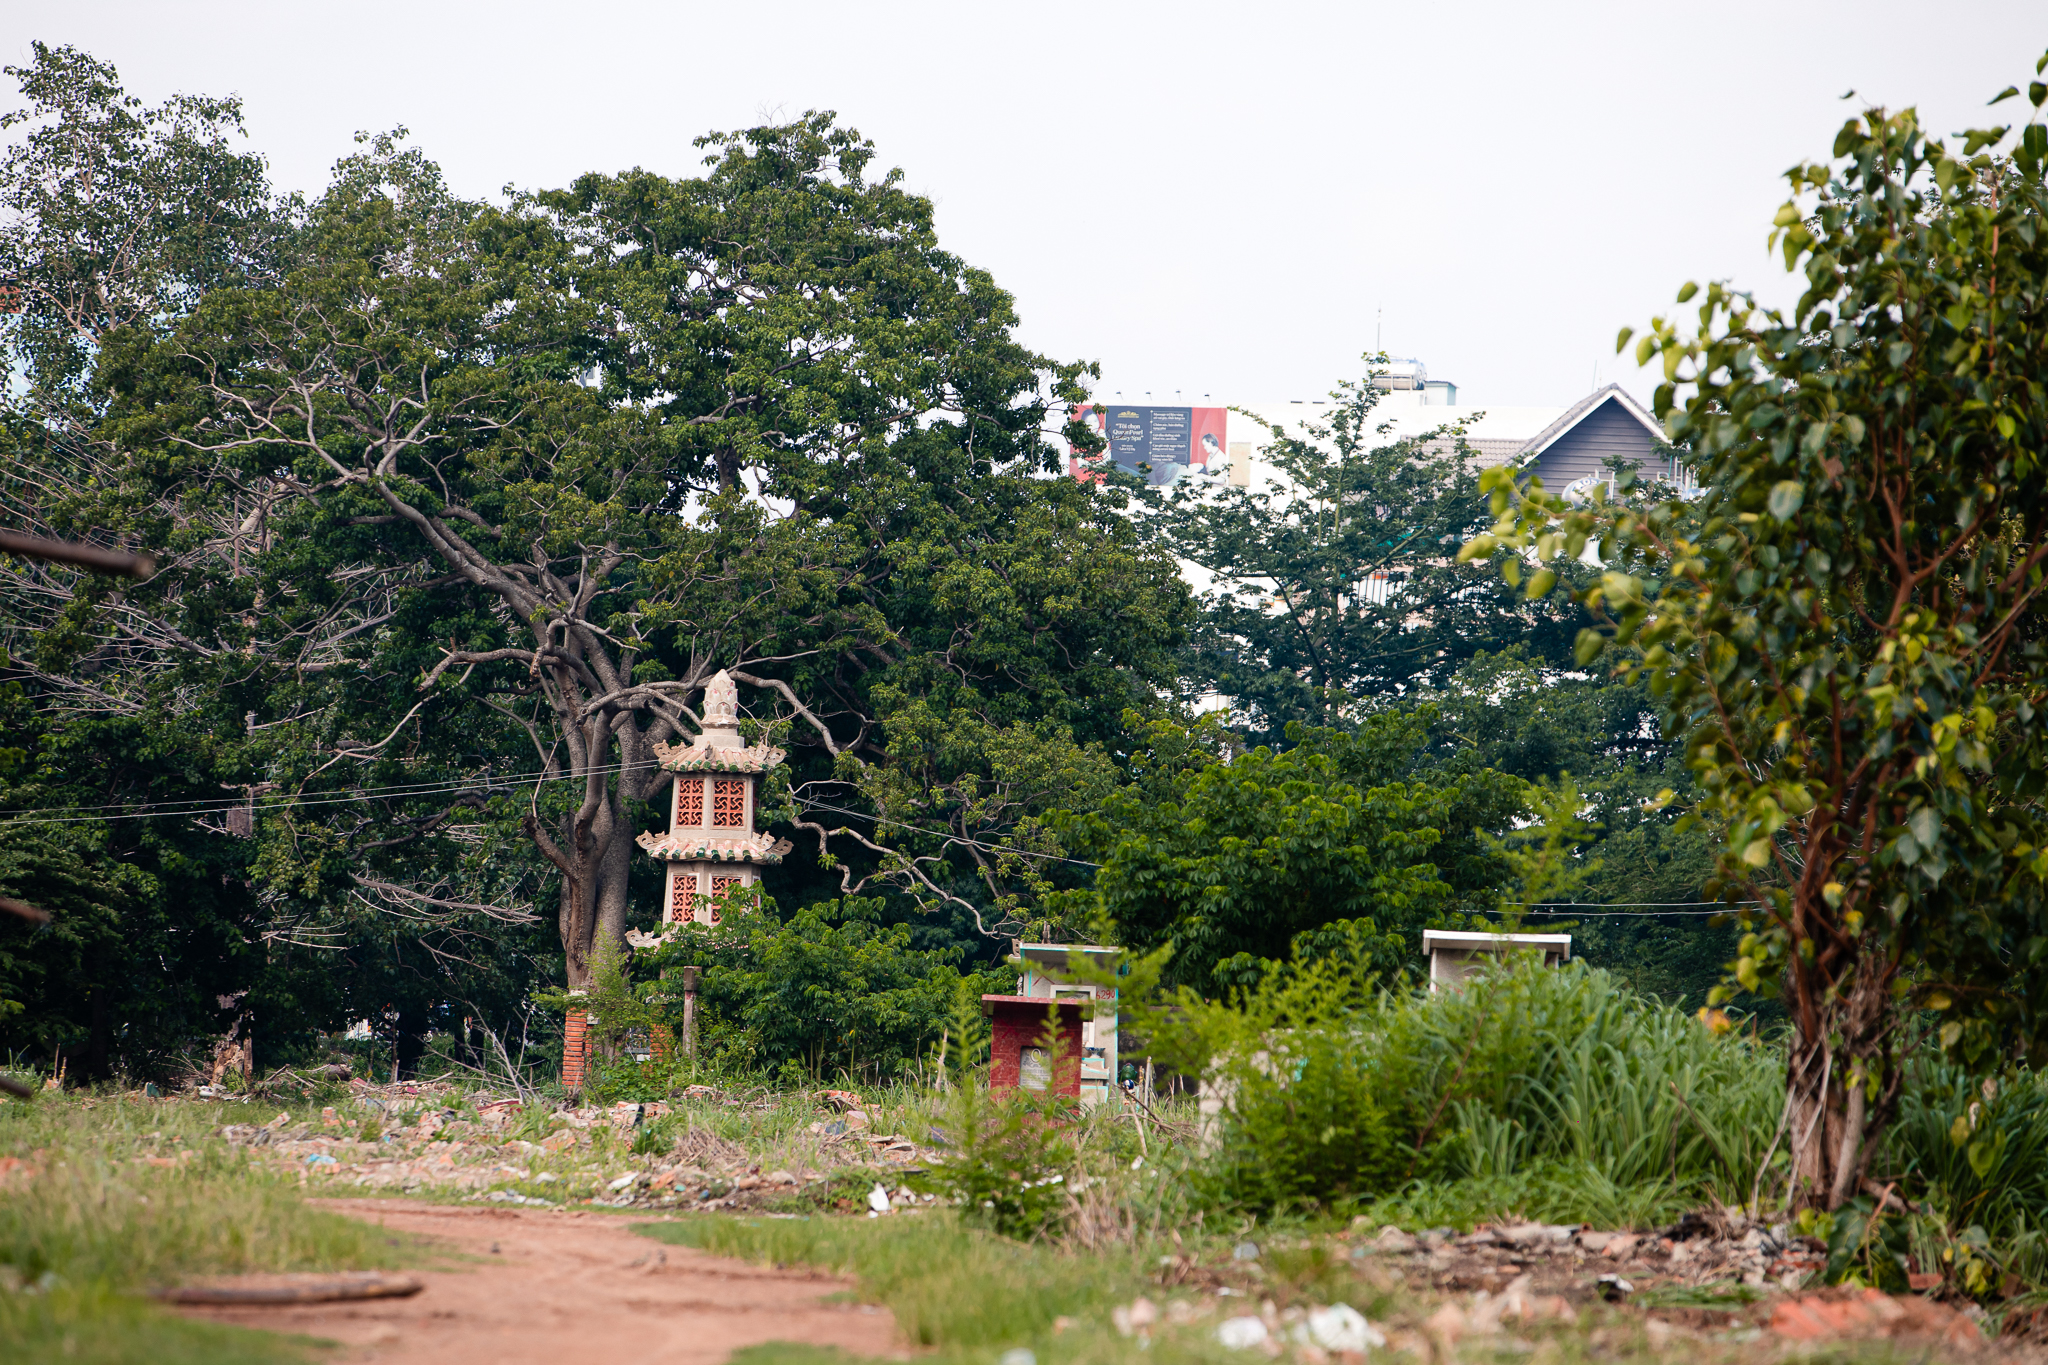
left=168, top=1198, right=904, bottom=1364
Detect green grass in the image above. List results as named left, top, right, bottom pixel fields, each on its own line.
left=643, top=1211, right=1956, bottom=1365
left=3, top=1280, right=334, bottom=1365
left=638, top=1211, right=1143, bottom=1351
left=0, top=1091, right=419, bottom=1363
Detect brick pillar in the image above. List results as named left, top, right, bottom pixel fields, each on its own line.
left=562, top=1007, right=592, bottom=1091
left=647, top=1023, right=674, bottom=1066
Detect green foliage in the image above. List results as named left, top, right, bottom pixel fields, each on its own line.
left=1145, top=358, right=1590, bottom=741
left=0, top=1093, right=411, bottom=1362
left=1356, top=1161, right=1709, bottom=1233
left=0, top=42, right=276, bottom=400
left=914, top=989, right=1080, bottom=1241
left=640, top=1212, right=1132, bottom=1351
left=1132, top=954, right=1781, bottom=1220
left=1065, top=709, right=1524, bottom=992
left=1855, top=1060, right=2048, bottom=1295
left=632, top=899, right=1009, bottom=1084
left=0, top=46, right=1192, bottom=1076
left=4, top=1282, right=321, bottom=1365
left=1199, top=1023, right=1404, bottom=1215
left=1474, top=58, right=2048, bottom=1201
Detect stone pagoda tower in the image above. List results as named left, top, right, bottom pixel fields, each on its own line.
left=636, top=670, right=790, bottom=926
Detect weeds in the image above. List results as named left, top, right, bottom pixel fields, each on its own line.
left=0, top=1091, right=419, bottom=1362
left=640, top=1212, right=1142, bottom=1350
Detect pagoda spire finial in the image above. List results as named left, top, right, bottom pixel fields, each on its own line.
left=702, top=669, right=739, bottom=729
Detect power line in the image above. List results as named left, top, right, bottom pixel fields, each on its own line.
left=0, top=758, right=674, bottom=828
left=1501, top=901, right=1760, bottom=919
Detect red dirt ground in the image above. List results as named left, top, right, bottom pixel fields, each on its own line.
left=167, top=1197, right=905, bottom=1365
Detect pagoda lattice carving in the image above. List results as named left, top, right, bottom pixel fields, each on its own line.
left=633, top=669, right=791, bottom=932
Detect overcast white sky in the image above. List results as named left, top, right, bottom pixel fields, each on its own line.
left=9, top=3, right=2045, bottom=409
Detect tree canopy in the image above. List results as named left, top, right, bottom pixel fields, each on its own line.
left=1471, top=66, right=2048, bottom=1207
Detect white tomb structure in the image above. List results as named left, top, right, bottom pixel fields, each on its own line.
left=1421, top=930, right=1572, bottom=992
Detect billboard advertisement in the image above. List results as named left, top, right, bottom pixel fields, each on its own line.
left=1070, top=404, right=1228, bottom=485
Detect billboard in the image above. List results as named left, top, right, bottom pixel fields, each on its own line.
left=1071, top=404, right=1228, bottom=485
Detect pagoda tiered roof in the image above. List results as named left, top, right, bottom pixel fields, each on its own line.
left=651, top=738, right=786, bottom=773
left=635, top=828, right=792, bottom=863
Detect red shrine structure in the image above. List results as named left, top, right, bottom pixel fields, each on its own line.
left=561, top=669, right=791, bottom=1089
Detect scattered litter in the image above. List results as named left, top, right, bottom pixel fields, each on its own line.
left=1596, top=1274, right=1633, bottom=1301
left=304, top=1153, right=337, bottom=1165
left=1112, top=1297, right=1159, bottom=1337
left=0, top=1267, right=61, bottom=1294
left=1371, top=1226, right=1417, bottom=1254
left=866, top=1182, right=892, bottom=1216
left=996, top=1350, right=1035, bottom=1365
left=1292, top=1304, right=1383, bottom=1353
left=1217, top=1315, right=1270, bottom=1349
left=1231, top=1241, right=1260, bottom=1261
left=607, top=1173, right=638, bottom=1192
left=1466, top=1274, right=1577, bottom=1334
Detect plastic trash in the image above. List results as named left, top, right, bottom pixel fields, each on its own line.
left=1293, top=1303, right=1385, bottom=1352
left=1217, top=1316, right=1270, bottom=1349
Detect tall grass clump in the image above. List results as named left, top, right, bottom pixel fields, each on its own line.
left=1382, top=957, right=1785, bottom=1201
left=1147, top=943, right=1785, bottom=1226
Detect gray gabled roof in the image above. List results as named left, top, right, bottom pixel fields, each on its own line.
left=1513, top=384, right=1666, bottom=464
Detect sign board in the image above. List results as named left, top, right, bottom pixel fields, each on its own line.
left=1071, top=404, right=1228, bottom=484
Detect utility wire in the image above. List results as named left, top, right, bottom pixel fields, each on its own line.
left=0, top=758, right=675, bottom=827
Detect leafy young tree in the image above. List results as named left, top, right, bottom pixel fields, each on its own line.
left=625, top=897, right=1007, bottom=1082
left=1145, top=363, right=1584, bottom=741
left=1470, top=69, right=2048, bottom=1207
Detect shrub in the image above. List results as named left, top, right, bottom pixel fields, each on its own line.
left=916, top=991, right=1078, bottom=1241
left=1139, top=940, right=1785, bottom=1220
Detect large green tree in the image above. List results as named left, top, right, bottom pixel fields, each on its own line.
left=0, top=42, right=275, bottom=402
left=1144, top=365, right=1586, bottom=742
left=1063, top=709, right=1524, bottom=994
left=7, top=68, right=1188, bottom=1079
left=1472, top=67, right=2048, bottom=1207
left=1425, top=648, right=1723, bottom=1007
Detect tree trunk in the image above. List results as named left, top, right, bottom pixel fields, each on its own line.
left=552, top=781, right=641, bottom=991
left=1782, top=943, right=1899, bottom=1210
